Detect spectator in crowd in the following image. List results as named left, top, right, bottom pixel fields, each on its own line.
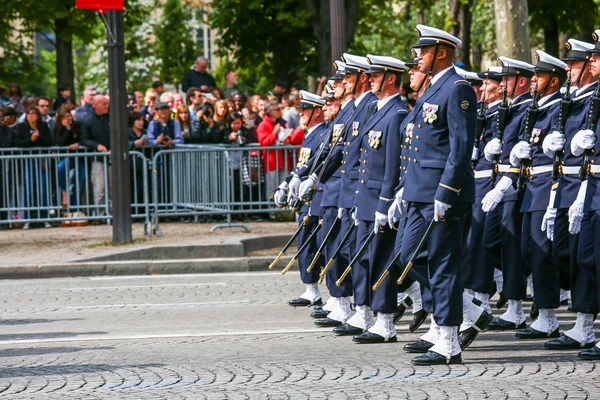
left=134, top=90, right=144, bottom=107
left=189, top=102, right=221, bottom=143
left=0, top=87, right=10, bottom=107
left=181, top=56, right=216, bottom=92
left=221, top=70, right=244, bottom=99
left=174, top=104, right=191, bottom=141
left=128, top=111, right=148, bottom=214
left=257, top=101, right=301, bottom=194
left=282, top=92, right=301, bottom=129
left=226, top=99, right=235, bottom=114
left=231, top=93, right=245, bottom=112
left=159, top=92, right=175, bottom=114
left=173, top=93, right=185, bottom=111
left=267, top=80, right=287, bottom=102
left=147, top=102, right=183, bottom=147
left=257, top=96, right=268, bottom=120
left=141, top=88, right=157, bottom=124
left=74, top=86, right=96, bottom=121
left=80, top=94, right=111, bottom=217
left=0, top=107, right=17, bottom=147
left=186, top=87, right=203, bottom=121
left=214, top=99, right=230, bottom=128
left=212, top=88, right=224, bottom=101
left=8, top=83, right=23, bottom=112
left=52, top=85, right=72, bottom=111
left=15, top=106, right=52, bottom=228
left=53, top=105, right=85, bottom=208
left=18, top=96, right=54, bottom=131
left=127, top=93, right=140, bottom=112
left=152, top=80, right=165, bottom=97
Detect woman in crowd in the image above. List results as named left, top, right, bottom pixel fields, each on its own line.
left=140, top=89, right=157, bottom=126
left=174, top=104, right=192, bottom=142
left=53, top=105, right=86, bottom=208
left=15, top=106, right=52, bottom=228
left=189, top=102, right=221, bottom=144
left=214, top=99, right=230, bottom=129
left=128, top=112, right=148, bottom=216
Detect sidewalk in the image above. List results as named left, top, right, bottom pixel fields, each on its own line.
left=0, top=221, right=296, bottom=266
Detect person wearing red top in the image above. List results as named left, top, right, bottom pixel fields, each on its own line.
left=257, top=101, right=303, bottom=195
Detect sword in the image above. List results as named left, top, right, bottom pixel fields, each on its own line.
left=269, top=215, right=309, bottom=269
left=281, top=219, right=323, bottom=275
left=318, top=221, right=356, bottom=284
left=307, top=216, right=341, bottom=272
left=397, top=219, right=436, bottom=285
left=335, top=228, right=376, bottom=286
left=372, top=249, right=402, bottom=291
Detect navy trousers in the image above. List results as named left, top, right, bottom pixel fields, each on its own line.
left=521, top=211, right=560, bottom=309
left=297, top=213, right=322, bottom=284
left=323, top=207, right=352, bottom=297
left=575, top=211, right=600, bottom=314
left=394, top=214, right=425, bottom=297
left=469, top=200, right=500, bottom=295
left=551, top=209, right=574, bottom=292
left=399, top=202, right=468, bottom=327
left=368, top=223, right=397, bottom=314
left=354, top=220, right=372, bottom=307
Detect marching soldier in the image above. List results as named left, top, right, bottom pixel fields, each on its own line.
left=482, top=57, right=535, bottom=331
left=273, top=90, right=328, bottom=307
left=507, top=50, right=568, bottom=339
left=349, top=55, right=409, bottom=343
left=543, top=38, right=599, bottom=351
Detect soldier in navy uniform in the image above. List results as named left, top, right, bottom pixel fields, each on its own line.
left=543, top=38, right=599, bottom=351
left=466, top=66, right=504, bottom=315
left=506, top=51, right=567, bottom=340
left=482, top=57, right=535, bottom=331
left=563, top=30, right=600, bottom=360
left=273, top=91, right=328, bottom=308
left=345, top=55, right=409, bottom=344
left=396, top=25, right=490, bottom=365
left=298, top=58, right=358, bottom=327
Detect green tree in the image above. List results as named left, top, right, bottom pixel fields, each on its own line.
left=155, top=0, right=199, bottom=86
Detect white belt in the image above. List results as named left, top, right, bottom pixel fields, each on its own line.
left=528, top=164, right=553, bottom=176
left=474, top=169, right=493, bottom=179
left=591, top=165, right=600, bottom=173
left=560, top=166, right=580, bottom=175
left=497, top=164, right=511, bottom=173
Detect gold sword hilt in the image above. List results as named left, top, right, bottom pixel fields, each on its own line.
left=281, top=257, right=297, bottom=275
left=306, top=251, right=321, bottom=273
left=372, top=269, right=389, bottom=292
left=335, top=266, right=352, bottom=286
left=269, top=251, right=284, bottom=270
left=318, top=257, right=335, bottom=284
left=397, top=261, right=413, bottom=285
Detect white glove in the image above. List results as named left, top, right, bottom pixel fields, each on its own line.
left=274, top=181, right=288, bottom=207
left=288, top=175, right=301, bottom=203
left=541, top=207, right=557, bottom=241
left=299, top=173, right=317, bottom=200
left=484, top=138, right=502, bottom=162
left=394, top=188, right=408, bottom=214
left=571, top=129, right=595, bottom=157
left=351, top=209, right=359, bottom=226
left=374, top=211, right=387, bottom=233
left=542, top=131, right=565, bottom=158
left=434, top=200, right=451, bottom=222
left=568, top=181, right=588, bottom=234
left=481, top=176, right=516, bottom=213
left=509, top=141, right=531, bottom=167
left=337, top=207, right=345, bottom=219
left=388, top=199, right=399, bottom=228
left=471, top=146, right=480, bottom=161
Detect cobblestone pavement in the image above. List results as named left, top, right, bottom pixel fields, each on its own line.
left=0, top=272, right=597, bottom=399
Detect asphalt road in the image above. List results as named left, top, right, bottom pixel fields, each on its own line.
left=0, top=271, right=597, bottom=399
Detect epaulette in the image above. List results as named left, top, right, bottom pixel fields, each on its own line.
left=398, top=109, right=409, bottom=113
left=454, top=79, right=468, bottom=84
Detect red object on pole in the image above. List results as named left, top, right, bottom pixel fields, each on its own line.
left=76, top=0, right=124, bottom=11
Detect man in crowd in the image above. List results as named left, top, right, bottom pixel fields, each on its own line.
left=52, top=85, right=72, bottom=111
left=222, top=70, right=244, bottom=99
left=75, top=86, right=97, bottom=122
left=181, top=57, right=216, bottom=92
left=152, top=81, right=165, bottom=97
left=283, top=92, right=301, bottom=130
left=186, top=87, right=204, bottom=121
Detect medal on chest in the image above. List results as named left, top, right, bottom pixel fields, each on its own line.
left=368, top=130, right=383, bottom=149
left=422, top=102, right=439, bottom=123
left=405, top=123, right=414, bottom=145
left=297, top=147, right=312, bottom=167
left=352, top=121, right=360, bottom=136
left=529, top=128, right=542, bottom=144
left=331, top=124, right=345, bottom=146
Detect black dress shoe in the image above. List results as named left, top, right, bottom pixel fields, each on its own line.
left=578, top=345, right=600, bottom=360
left=412, top=351, right=462, bottom=365
left=310, top=309, right=330, bottom=319
left=515, top=326, right=560, bottom=339
left=333, top=323, right=364, bottom=336
left=353, top=331, right=397, bottom=343
left=488, top=318, right=527, bottom=331
left=394, top=297, right=412, bottom=324
left=313, top=304, right=324, bottom=311
left=314, top=317, right=342, bottom=327
left=409, top=310, right=428, bottom=332
left=496, top=292, right=508, bottom=309
left=459, top=310, right=493, bottom=350
left=545, top=334, right=596, bottom=350
left=288, top=298, right=322, bottom=307
left=403, top=339, right=434, bottom=353
left=530, top=301, right=539, bottom=320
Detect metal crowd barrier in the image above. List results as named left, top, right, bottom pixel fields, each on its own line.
left=0, top=144, right=302, bottom=236
left=0, top=147, right=151, bottom=234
